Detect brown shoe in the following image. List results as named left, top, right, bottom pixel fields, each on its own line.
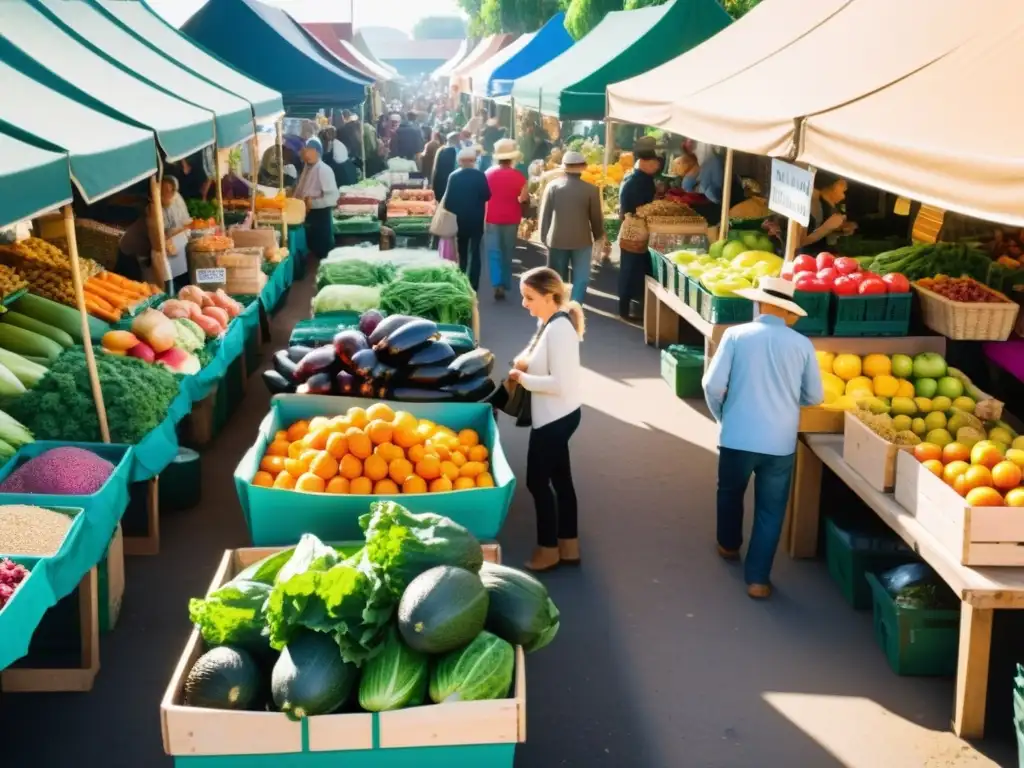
left=747, top=583, right=772, bottom=600
left=494, top=287, right=506, bottom=300
left=524, top=547, right=560, bottom=573
left=717, top=545, right=740, bottom=561
left=558, top=538, right=580, bottom=565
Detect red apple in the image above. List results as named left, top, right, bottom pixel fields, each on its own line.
left=816, top=252, right=835, bottom=270
left=126, top=342, right=155, bottom=364
left=858, top=277, right=887, bottom=295
left=834, top=256, right=860, bottom=275
left=793, top=255, right=817, bottom=274
left=794, top=274, right=824, bottom=292
left=832, top=275, right=859, bottom=296
left=882, top=273, right=910, bottom=293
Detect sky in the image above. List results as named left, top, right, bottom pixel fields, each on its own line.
left=149, top=0, right=466, bottom=35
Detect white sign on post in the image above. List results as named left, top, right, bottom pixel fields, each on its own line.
left=768, top=159, right=815, bottom=227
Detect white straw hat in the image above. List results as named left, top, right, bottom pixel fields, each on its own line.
left=733, top=276, right=807, bottom=317
left=561, top=151, right=586, bottom=172
left=492, top=138, right=520, bottom=161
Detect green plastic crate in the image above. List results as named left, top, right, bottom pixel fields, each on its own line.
left=792, top=291, right=832, bottom=337
left=832, top=293, right=912, bottom=337
left=865, top=572, right=960, bottom=676
left=661, top=345, right=704, bottom=398
left=290, top=312, right=476, bottom=355
left=693, top=281, right=753, bottom=325
left=648, top=248, right=668, bottom=288
left=674, top=266, right=689, bottom=305
left=686, top=276, right=701, bottom=314
left=824, top=518, right=915, bottom=610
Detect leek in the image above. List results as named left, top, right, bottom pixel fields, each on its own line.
left=0, top=347, right=47, bottom=388
left=0, top=409, right=33, bottom=448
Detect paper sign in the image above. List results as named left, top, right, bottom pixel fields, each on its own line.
left=769, top=159, right=815, bottom=227
left=893, top=197, right=912, bottom=216
left=195, top=267, right=227, bottom=285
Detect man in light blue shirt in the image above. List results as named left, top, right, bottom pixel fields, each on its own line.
left=702, top=277, right=823, bottom=599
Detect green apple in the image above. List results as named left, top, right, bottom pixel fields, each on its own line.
left=912, top=352, right=948, bottom=379
left=936, top=376, right=964, bottom=399
left=989, top=426, right=1015, bottom=446
left=915, top=378, right=938, bottom=398
left=891, top=354, right=914, bottom=379
left=952, top=396, right=975, bottom=413
left=931, top=396, right=952, bottom=414
left=926, top=428, right=953, bottom=447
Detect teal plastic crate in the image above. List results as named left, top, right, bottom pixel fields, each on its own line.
left=792, top=291, right=832, bottom=337
left=824, top=518, right=915, bottom=610
left=648, top=248, right=668, bottom=288
left=686, top=276, right=701, bottom=314
left=865, top=572, right=960, bottom=676
left=832, top=293, right=912, bottom=337
left=234, top=395, right=515, bottom=545
left=661, top=345, right=704, bottom=399
left=290, top=312, right=476, bottom=355
left=674, top=266, right=689, bottom=305
left=174, top=744, right=515, bottom=768
left=693, top=281, right=753, bottom=325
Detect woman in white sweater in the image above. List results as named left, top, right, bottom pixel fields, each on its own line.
left=509, top=267, right=585, bottom=572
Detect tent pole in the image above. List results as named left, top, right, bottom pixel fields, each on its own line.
left=719, top=147, right=734, bottom=238
left=363, top=88, right=370, bottom=179
left=783, top=219, right=803, bottom=262
left=603, top=119, right=614, bottom=177
left=250, top=127, right=259, bottom=219
left=62, top=205, right=110, bottom=443
left=509, top=97, right=516, bottom=140
left=213, top=125, right=225, bottom=229
left=277, top=118, right=288, bottom=247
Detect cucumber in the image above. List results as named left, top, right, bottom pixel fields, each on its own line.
left=0, top=324, right=63, bottom=362
left=10, top=293, right=84, bottom=342
left=2, top=311, right=74, bottom=348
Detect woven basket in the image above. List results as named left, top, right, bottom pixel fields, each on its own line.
left=914, top=279, right=1019, bottom=340
left=647, top=215, right=708, bottom=235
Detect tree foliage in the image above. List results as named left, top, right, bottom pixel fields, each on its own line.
left=563, top=0, right=621, bottom=39
left=479, top=0, right=569, bottom=34
left=412, top=15, right=468, bottom=39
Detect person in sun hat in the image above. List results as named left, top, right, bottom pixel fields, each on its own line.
left=701, top=276, right=824, bottom=601
left=484, top=138, right=528, bottom=301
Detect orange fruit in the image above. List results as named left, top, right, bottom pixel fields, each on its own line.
left=339, top=454, right=363, bottom=480
left=453, top=477, right=476, bottom=491
left=416, top=455, right=442, bottom=481
left=286, top=420, right=309, bottom=442
left=308, top=416, right=333, bottom=432
left=963, top=465, right=994, bottom=492
left=922, top=459, right=944, bottom=478
left=347, top=407, right=369, bottom=429
left=440, top=460, right=460, bottom=481
left=953, top=474, right=970, bottom=498
left=430, top=476, right=453, bottom=493
left=403, top=475, right=427, bottom=494
left=326, top=476, right=350, bottom=494
left=375, top=442, right=403, bottom=463
left=450, top=450, right=467, bottom=468
left=407, top=444, right=427, bottom=464
left=389, top=458, right=414, bottom=485
left=966, top=486, right=1005, bottom=507
left=374, top=479, right=399, bottom=495
left=1004, top=488, right=1024, bottom=507
left=266, top=439, right=290, bottom=457
left=304, top=428, right=332, bottom=451
left=288, top=441, right=307, bottom=459
left=295, top=473, right=326, bottom=493
left=363, top=454, right=389, bottom=482
left=392, top=411, right=417, bottom=431
left=260, top=455, right=287, bottom=474
left=458, top=429, right=479, bottom=448
left=431, top=444, right=451, bottom=461
left=284, top=458, right=309, bottom=477
left=273, top=471, right=296, bottom=490
left=325, top=432, right=348, bottom=459
left=992, top=461, right=1023, bottom=491
left=252, top=470, right=274, bottom=487
left=348, top=432, right=373, bottom=459
left=274, top=430, right=289, bottom=442
left=300, top=449, right=320, bottom=465
left=393, top=426, right=421, bottom=449
left=942, top=460, right=970, bottom=486
left=416, top=418, right=436, bottom=434
left=366, top=403, right=395, bottom=423
left=344, top=426, right=364, bottom=439
left=475, top=472, right=495, bottom=488
left=350, top=476, right=373, bottom=495
left=310, top=452, right=339, bottom=480
left=468, top=444, right=489, bottom=463
left=459, top=461, right=486, bottom=479
left=366, top=419, right=394, bottom=445
left=971, top=442, right=1006, bottom=469
left=415, top=422, right=435, bottom=443
left=331, top=417, right=353, bottom=432
left=914, top=443, right=942, bottom=463
left=941, top=442, right=970, bottom=465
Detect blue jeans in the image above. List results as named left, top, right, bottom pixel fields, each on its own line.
left=547, top=247, right=591, bottom=304
left=716, top=447, right=795, bottom=585
left=486, top=224, right=517, bottom=291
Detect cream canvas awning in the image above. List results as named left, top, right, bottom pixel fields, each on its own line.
left=452, top=35, right=515, bottom=93
left=799, top=12, right=1024, bottom=226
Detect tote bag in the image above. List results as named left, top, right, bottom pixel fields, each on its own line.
left=429, top=191, right=458, bottom=238
left=490, top=312, right=568, bottom=428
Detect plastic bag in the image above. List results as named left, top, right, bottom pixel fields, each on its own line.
left=438, top=237, right=458, bottom=264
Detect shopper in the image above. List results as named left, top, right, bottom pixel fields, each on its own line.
left=485, top=139, right=528, bottom=301
left=292, top=137, right=339, bottom=261
left=701, top=277, right=824, bottom=600
left=538, top=151, right=603, bottom=305
left=509, top=266, right=585, bottom=572
left=431, top=132, right=460, bottom=201
left=442, top=148, right=490, bottom=290
left=421, top=131, right=442, bottom=181
left=392, top=111, right=425, bottom=161
left=617, top=136, right=659, bottom=321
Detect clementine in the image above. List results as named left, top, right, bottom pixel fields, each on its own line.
left=363, top=454, right=389, bottom=482
left=429, top=476, right=453, bottom=493
left=339, top=454, right=363, bottom=480
left=914, top=443, right=942, bottom=463
left=1004, top=488, right=1024, bottom=507
left=273, top=471, right=296, bottom=490
left=416, top=455, right=442, bottom=481
left=348, top=432, right=373, bottom=459
left=310, top=452, right=339, bottom=480
left=295, top=473, right=326, bottom=493
left=921, top=459, right=944, bottom=478
left=325, top=433, right=348, bottom=459
left=252, top=471, right=274, bottom=487
left=403, top=475, right=428, bottom=494
left=941, top=442, right=970, bottom=465
left=374, top=479, right=400, bottom=495
left=347, top=407, right=369, bottom=429
left=366, top=419, right=394, bottom=446
left=350, top=477, right=373, bottom=495
left=389, top=458, right=414, bottom=485
left=965, top=486, right=1004, bottom=507
left=963, top=465, right=994, bottom=492
left=941, top=460, right=970, bottom=486
left=326, top=476, right=350, bottom=494
left=992, top=460, right=1023, bottom=491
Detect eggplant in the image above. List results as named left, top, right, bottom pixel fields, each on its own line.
left=448, top=348, right=495, bottom=379
left=287, top=345, right=314, bottom=363
left=368, top=314, right=415, bottom=346
left=375, top=318, right=438, bottom=364
left=357, top=379, right=377, bottom=398
left=297, top=372, right=333, bottom=395
left=408, top=340, right=456, bottom=367
left=295, top=346, right=338, bottom=382
left=442, top=374, right=496, bottom=402
left=405, top=364, right=457, bottom=388
left=273, top=350, right=299, bottom=381
left=334, top=370, right=359, bottom=395
left=370, top=361, right=399, bottom=383
left=350, top=348, right=378, bottom=379
left=262, top=369, right=294, bottom=395
left=358, top=309, right=385, bottom=338
left=332, top=329, right=370, bottom=369
left=390, top=387, right=456, bottom=402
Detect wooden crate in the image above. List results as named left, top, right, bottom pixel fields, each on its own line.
left=894, top=451, right=1024, bottom=566
left=99, top=526, right=125, bottom=632
left=182, top=384, right=218, bottom=448
left=1, top=566, right=100, bottom=692
left=124, top=476, right=160, bottom=556
left=842, top=412, right=914, bottom=492
left=161, top=543, right=524, bottom=764
left=799, top=406, right=844, bottom=433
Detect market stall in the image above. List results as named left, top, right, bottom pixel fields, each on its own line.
left=450, top=34, right=518, bottom=97
left=429, top=38, right=470, bottom=81
left=480, top=13, right=573, bottom=100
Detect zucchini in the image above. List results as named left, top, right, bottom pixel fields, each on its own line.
left=0, top=348, right=47, bottom=387
left=10, top=294, right=84, bottom=342
left=0, top=325, right=62, bottom=362
left=2, top=311, right=74, bottom=348
left=0, top=362, right=25, bottom=396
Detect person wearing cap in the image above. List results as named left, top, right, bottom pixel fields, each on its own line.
left=292, top=137, right=340, bottom=261
left=443, top=147, right=491, bottom=289
left=484, top=139, right=528, bottom=300
left=617, top=136, right=661, bottom=320
left=479, top=117, right=505, bottom=172
left=701, top=277, right=824, bottom=600
left=538, top=151, right=604, bottom=305
left=431, top=132, right=460, bottom=202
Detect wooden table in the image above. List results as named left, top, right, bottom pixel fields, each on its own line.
left=786, top=433, right=1024, bottom=738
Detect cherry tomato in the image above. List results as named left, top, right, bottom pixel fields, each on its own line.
left=816, top=252, right=835, bottom=271
left=882, top=273, right=910, bottom=293
left=793, top=255, right=817, bottom=274
left=858, top=278, right=887, bottom=295
left=834, top=257, right=860, bottom=275
left=832, top=275, right=859, bottom=296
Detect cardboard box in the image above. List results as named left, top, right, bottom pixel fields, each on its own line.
left=189, top=248, right=265, bottom=295
left=227, top=226, right=279, bottom=255
left=799, top=407, right=844, bottom=433
left=842, top=412, right=914, bottom=492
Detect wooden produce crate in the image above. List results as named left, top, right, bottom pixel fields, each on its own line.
left=842, top=413, right=914, bottom=492
left=122, top=477, right=161, bottom=556
left=98, top=526, right=125, bottom=633
left=799, top=406, right=844, bottom=434
left=182, top=384, right=219, bottom=448
left=161, top=544, right=525, bottom=767
left=893, top=451, right=1024, bottom=566
left=914, top=280, right=1019, bottom=341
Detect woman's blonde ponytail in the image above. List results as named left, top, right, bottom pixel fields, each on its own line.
left=564, top=300, right=585, bottom=339
left=521, top=265, right=586, bottom=339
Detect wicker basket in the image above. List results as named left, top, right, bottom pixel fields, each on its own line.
left=914, top=279, right=1020, bottom=340
left=619, top=214, right=649, bottom=254
left=646, top=215, right=708, bottom=235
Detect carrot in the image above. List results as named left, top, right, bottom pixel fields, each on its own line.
left=83, top=289, right=116, bottom=312
left=84, top=282, right=133, bottom=310
left=85, top=300, right=120, bottom=323
left=97, top=272, right=149, bottom=297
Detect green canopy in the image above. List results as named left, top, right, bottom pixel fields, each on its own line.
left=35, top=0, right=253, bottom=148
left=511, top=0, right=730, bottom=120
left=0, top=0, right=214, bottom=162
left=95, top=0, right=284, bottom=122
left=0, top=130, right=72, bottom=228
left=0, top=59, right=156, bottom=202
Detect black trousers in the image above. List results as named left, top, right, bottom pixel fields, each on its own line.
left=527, top=408, right=582, bottom=548
left=618, top=250, right=651, bottom=317
left=305, top=206, right=334, bottom=260
left=456, top=231, right=482, bottom=291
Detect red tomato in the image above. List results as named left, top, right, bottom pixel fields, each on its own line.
left=795, top=275, right=824, bottom=292
left=858, top=278, right=887, bottom=295
left=882, top=273, right=910, bottom=293
left=844, top=270, right=867, bottom=284
left=816, top=268, right=837, bottom=286
left=834, top=256, right=860, bottom=275
left=832, top=275, right=859, bottom=296
left=793, top=255, right=817, bottom=274
left=816, top=252, right=835, bottom=271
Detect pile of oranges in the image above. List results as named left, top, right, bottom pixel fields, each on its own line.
left=913, top=440, right=1024, bottom=507
left=252, top=402, right=496, bottom=495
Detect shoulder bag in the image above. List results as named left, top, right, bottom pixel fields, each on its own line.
left=489, top=312, right=568, bottom=428
left=429, top=189, right=458, bottom=238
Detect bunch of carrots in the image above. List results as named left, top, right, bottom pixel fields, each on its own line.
left=83, top=272, right=161, bottom=323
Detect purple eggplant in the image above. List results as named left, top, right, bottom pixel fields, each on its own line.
left=375, top=318, right=438, bottom=364
left=294, top=345, right=338, bottom=382
left=448, top=348, right=494, bottom=379
left=408, top=340, right=456, bottom=367
left=368, top=314, right=415, bottom=346
left=273, top=350, right=299, bottom=381
left=357, top=379, right=377, bottom=398
left=297, top=372, right=333, bottom=395
left=262, top=369, right=294, bottom=395
left=350, top=348, right=378, bottom=379
left=370, top=361, right=399, bottom=383
left=332, top=329, right=369, bottom=369
left=390, top=387, right=456, bottom=402
left=334, top=370, right=359, bottom=395
left=442, top=374, right=495, bottom=401
left=406, top=364, right=457, bottom=388
left=358, top=309, right=385, bottom=338
left=287, top=345, right=313, bottom=363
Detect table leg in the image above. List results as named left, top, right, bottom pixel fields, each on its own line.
left=787, top=438, right=823, bottom=558
left=952, top=604, right=993, bottom=739
left=644, top=279, right=657, bottom=346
